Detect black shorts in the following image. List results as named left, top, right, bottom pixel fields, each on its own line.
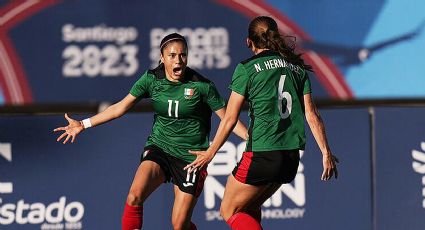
left=232, top=150, right=300, bottom=185
left=141, top=145, right=207, bottom=198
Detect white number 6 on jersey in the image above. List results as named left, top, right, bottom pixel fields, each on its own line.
left=278, top=75, right=292, bottom=119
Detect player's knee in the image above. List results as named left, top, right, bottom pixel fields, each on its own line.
left=126, top=192, right=143, bottom=206
left=220, top=202, right=238, bottom=221
left=171, top=218, right=188, bottom=230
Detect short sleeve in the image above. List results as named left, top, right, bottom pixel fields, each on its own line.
left=229, top=63, right=248, bottom=96
left=303, top=71, right=312, bottom=95
left=205, top=82, right=226, bottom=111
left=129, top=71, right=152, bottom=98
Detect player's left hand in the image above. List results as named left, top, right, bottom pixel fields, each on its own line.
left=184, top=150, right=215, bottom=172
left=321, top=154, right=339, bottom=181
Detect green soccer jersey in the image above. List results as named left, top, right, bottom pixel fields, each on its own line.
left=130, top=66, right=226, bottom=162
left=230, top=50, right=312, bottom=151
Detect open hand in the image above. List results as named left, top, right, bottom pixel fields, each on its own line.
left=53, top=113, right=84, bottom=144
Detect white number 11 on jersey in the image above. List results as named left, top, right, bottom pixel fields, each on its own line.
left=168, top=100, right=179, bottom=118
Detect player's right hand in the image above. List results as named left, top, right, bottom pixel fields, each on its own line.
left=53, top=113, right=84, bottom=144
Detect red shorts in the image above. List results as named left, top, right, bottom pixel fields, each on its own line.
left=232, top=150, right=300, bottom=185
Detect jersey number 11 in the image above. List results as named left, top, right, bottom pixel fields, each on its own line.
left=168, top=100, right=179, bottom=118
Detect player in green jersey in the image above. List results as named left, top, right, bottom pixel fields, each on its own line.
left=54, top=33, right=247, bottom=230
left=186, top=16, right=339, bottom=230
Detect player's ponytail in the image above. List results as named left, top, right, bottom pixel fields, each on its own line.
left=248, top=16, right=312, bottom=71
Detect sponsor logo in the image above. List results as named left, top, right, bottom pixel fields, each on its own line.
left=184, top=88, right=194, bottom=99
left=412, top=141, right=425, bottom=208
left=0, top=197, right=84, bottom=229
left=203, top=141, right=306, bottom=221
left=150, top=27, right=231, bottom=69
left=0, top=142, right=85, bottom=229
left=142, top=150, right=150, bottom=158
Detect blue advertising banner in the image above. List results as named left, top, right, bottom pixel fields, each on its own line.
left=0, top=108, right=372, bottom=229
left=0, top=114, right=152, bottom=229
left=193, top=108, right=372, bottom=230
left=267, top=0, right=425, bottom=98
left=2, top=0, right=424, bottom=104
left=375, top=107, right=425, bottom=230
left=0, top=0, right=251, bottom=104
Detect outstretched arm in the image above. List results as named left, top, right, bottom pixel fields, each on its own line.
left=304, top=93, right=339, bottom=180
left=185, top=91, right=245, bottom=170
left=53, top=94, right=138, bottom=144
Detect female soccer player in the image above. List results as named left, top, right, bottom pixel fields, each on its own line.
left=54, top=33, right=247, bottom=230
left=186, top=16, right=339, bottom=230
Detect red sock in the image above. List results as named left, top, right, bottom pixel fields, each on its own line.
left=189, top=222, right=197, bottom=230
left=121, top=203, right=143, bottom=230
left=226, top=212, right=262, bottom=230
left=247, top=208, right=262, bottom=223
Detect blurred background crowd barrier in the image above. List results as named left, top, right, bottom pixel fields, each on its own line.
left=1, top=0, right=424, bottom=229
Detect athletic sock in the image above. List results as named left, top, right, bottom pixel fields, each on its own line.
left=121, top=203, right=143, bottom=230
left=189, top=222, right=197, bottom=230
left=247, top=208, right=262, bottom=223
left=226, top=212, right=262, bottom=230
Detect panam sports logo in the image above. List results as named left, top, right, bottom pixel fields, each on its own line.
left=0, top=142, right=85, bottom=229
left=150, top=27, right=231, bottom=70
left=203, top=141, right=306, bottom=221
left=412, top=141, right=425, bottom=208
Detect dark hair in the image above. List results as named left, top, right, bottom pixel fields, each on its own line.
left=160, top=33, right=188, bottom=54
left=248, top=16, right=312, bottom=71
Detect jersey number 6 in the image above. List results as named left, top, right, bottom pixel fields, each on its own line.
left=278, top=75, right=292, bottom=119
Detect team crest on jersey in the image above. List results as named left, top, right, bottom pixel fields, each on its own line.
left=184, top=88, right=194, bottom=99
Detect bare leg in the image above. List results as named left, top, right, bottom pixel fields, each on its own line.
left=245, top=183, right=282, bottom=222
left=126, top=160, right=166, bottom=205
left=122, top=161, right=166, bottom=230
left=171, top=185, right=198, bottom=230
left=220, top=175, right=269, bottom=221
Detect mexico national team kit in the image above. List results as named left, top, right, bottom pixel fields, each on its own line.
left=129, top=50, right=311, bottom=194
left=129, top=65, right=225, bottom=196
left=230, top=50, right=311, bottom=185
